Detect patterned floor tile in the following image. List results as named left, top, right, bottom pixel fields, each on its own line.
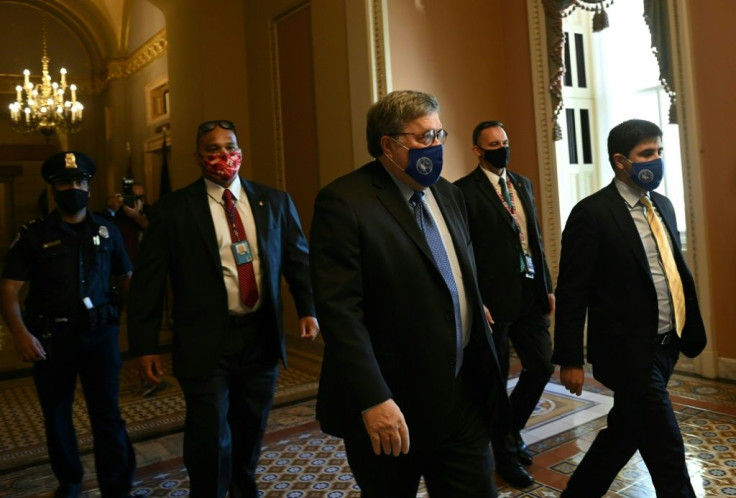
left=5, top=356, right=736, bottom=497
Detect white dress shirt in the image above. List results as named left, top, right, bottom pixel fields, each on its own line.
left=204, top=177, right=263, bottom=314
left=614, top=178, right=675, bottom=334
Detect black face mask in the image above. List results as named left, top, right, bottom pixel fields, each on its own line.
left=481, top=146, right=511, bottom=169
left=54, top=189, right=89, bottom=213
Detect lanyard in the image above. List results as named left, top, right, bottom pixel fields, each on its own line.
left=494, top=179, right=527, bottom=252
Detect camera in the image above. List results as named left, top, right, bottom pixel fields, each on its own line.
left=122, top=177, right=136, bottom=207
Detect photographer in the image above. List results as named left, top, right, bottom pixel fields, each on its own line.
left=99, top=181, right=150, bottom=263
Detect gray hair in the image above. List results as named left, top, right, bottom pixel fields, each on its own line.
left=366, top=90, right=440, bottom=158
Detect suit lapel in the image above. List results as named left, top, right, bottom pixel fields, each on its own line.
left=432, top=183, right=475, bottom=278
left=242, top=179, right=269, bottom=240
left=602, top=183, right=651, bottom=276
left=651, top=193, right=689, bottom=275
left=651, top=194, right=680, bottom=250
left=187, top=179, right=223, bottom=270
left=370, top=163, right=436, bottom=265
left=242, top=178, right=272, bottom=281
left=471, top=167, right=516, bottom=234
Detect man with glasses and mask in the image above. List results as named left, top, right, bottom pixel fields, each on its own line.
left=0, top=151, right=135, bottom=498
left=311, top=90, right=509, bottom=497
left=127, top=120, right=319, bottom=498
left=553, top=119, right=706, bottom=496
left=455, top=121, right=555, bottom=488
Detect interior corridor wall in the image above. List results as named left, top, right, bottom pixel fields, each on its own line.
left=386, top=1, right=540, bottom=196
left=689, top=1, right=736, bottom=362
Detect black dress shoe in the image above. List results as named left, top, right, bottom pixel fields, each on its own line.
left=516, top=437, right=533, bottom=466
left=496, top=461, right=535, bottom=488
left=54, top=482, right=82, bottom=498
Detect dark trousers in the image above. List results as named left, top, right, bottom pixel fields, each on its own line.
left=492, top=278, right=554, bottom=434
left=32, top=326, right=135, bottom=497
left=562, top=340, right=694, bottom=497
left=178, top=311, right=279, bottom=498
left=342, top=372, right=496, bottom=498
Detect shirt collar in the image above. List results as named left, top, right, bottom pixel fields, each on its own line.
left=382, top=163, right=426, bottom=204
left=613, top=177, right=649, bottom=208
left=479, top=165, right=507, bottom=186
left=204, top=176, right=242, bottom=202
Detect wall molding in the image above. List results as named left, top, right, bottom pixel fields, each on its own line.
left=369, top=0, right=390, bottom=99
left=107, top=28, right=168, bottom=81
left=717, top=357, right=736, bottom=382
left=526, top=0, right=562, bottom=280
left=268, top=4, right=311, bottom=191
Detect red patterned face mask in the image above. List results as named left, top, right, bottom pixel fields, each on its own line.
left=199, top=149, right=242, bottom=183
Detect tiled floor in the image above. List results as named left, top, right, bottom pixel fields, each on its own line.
left=3, top=362, right=736, bottom=497
left=512, top=371, right=736, bottom=497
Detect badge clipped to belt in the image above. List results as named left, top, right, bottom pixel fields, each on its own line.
left=524, top=252, right=536, bottom=279
left=231, top=240, right=253, bottom=265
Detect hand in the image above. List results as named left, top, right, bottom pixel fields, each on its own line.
left=484, top=305, right=494, bottom=326
left=299, top=316, right=319, bottom=341
left=560, top=365, right=585, bottom=396
left=361, top=399, right=410, bottom=456
left=138, top=355, right=164, bottom=385
left=13, top=329, right=46, bottom=362
left=107, top=193, right=124, bottom=211
left=548, top=293, right=556, bottom=315
left=121, top=205, right=148, bottom=228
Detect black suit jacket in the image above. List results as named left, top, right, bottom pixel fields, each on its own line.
left=310, top=161, right=509, bottom=446
left=127, top=177, right=315, bottom=378
left=455, top=167, right=552, bottom=321
left=552, top=182, right=706, bottom=396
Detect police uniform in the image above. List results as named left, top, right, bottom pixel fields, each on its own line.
left=1, top=152, right=135, bottom=497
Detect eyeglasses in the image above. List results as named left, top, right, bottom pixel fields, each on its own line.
left=391, top=128, right=448, bottom=146
left=197, top=120, right=236, bottom=139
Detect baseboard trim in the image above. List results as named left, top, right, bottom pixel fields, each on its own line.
left=718, top=357, right=736, bottom=382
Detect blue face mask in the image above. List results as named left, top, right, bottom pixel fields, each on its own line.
left=389, top=139, right=444, bottom=188
left=628, top=157, right=664, bottom=191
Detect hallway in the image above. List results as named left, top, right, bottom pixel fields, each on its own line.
left=2, top=354, right=735, bottom=497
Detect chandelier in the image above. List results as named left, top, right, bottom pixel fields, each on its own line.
left=8, top=13, right=84, bottom=136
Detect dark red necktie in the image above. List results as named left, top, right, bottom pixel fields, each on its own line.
left=222, top=189, right=259, bottom=307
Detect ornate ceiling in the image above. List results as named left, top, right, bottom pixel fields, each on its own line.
left=0, top=0, right=165, bottom=93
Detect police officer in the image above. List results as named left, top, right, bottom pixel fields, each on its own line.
left=0, top=151, right=135, bottom=498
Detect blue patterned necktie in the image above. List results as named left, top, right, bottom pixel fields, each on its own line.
left=409, top=191, right=463, bottom=375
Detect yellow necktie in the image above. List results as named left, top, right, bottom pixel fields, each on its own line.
left=640, top=196, right=686, bottom=336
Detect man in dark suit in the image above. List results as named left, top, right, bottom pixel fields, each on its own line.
left=127, top=120, right=319, bottom=498
left=455, top=121, right=554, bottom=487
left=553, top=119, right=707, bottom=497
left=310, top=90, right=509, bottom=497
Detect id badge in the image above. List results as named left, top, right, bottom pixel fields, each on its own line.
left=231, top=241, right=253, bottom=265
left=524, top=253, right=536, bottom=279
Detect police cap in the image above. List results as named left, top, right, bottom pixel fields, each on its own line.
left=41, top=151, right=96, bottom=184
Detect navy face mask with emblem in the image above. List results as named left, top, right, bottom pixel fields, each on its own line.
left=628, top=157, right=664, bottom=191
left=54, top=189, right=89, bottom=213
left=404, top=143, right=444, bottom=188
